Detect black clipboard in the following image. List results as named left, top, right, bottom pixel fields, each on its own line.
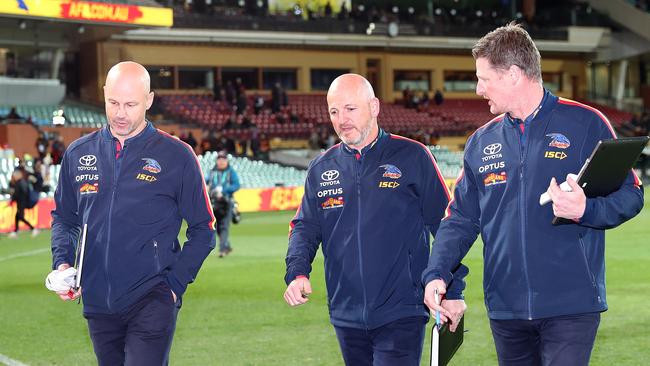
left=552, top=136, right=649, bottom=225
left=430, top=316, right=464, bottom=366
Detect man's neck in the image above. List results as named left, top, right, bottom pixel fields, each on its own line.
left=348, top=126, right=379, bottom=152
left=509, top=83, right=544, bottom=121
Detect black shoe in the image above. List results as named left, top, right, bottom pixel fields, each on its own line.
left=218, top=251, right=224, bottom=258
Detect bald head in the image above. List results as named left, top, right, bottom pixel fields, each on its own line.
left=105, top=61, right=151, bottom=94
left=103, top=61, right=154, bottom=144
left=327, top=73, right=376, bottom=102
left=326, top=73, right=380, bottom=150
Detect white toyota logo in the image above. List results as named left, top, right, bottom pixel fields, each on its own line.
left=321, top=170, right=339, bottom=181
left=79, top=155, right=97, bottom=167
left=483, top=143, right=502, bottom=155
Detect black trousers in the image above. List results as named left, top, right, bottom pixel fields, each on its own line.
left=14, top=204, right=34, bottom=232
left=334, top=316, right=427, bottom=366
left=490, top=312, right=600, bottom=366
left=85, top=282, right=181, bottom=366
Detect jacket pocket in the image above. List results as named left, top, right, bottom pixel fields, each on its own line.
left=577, top=235, right=600, bottom=303
left=153, top=240, right=161, bottom=272
left=407, top=251, right=421, bottom=298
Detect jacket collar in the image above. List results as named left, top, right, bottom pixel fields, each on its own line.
left=100, top=121, right=155, bottom=145
left=341, top=128, right=386, bottom=156
left=503, top=89, right=557, bottom=128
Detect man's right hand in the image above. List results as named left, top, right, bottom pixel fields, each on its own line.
left=284, top=276, right=312, bottom=307
left=54, top=263, right=81, bottom=301
left=424, top=279, right=452, bottom=322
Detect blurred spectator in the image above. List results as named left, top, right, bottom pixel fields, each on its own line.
left=213, top=78, right=223, bottom=102
left=225, top=80, right=236, bottom=105
left=290, top=110, right=299, bottom=124
left=338, top=2, right=349, bottom=19
left=402, top=87, right=412, bottom=108
left=5, top=106, right=22, bottom=120
left=8, top=169, right=38, bottom=238
left=434, top=89, right=444, bottom=106
left=181, top=129, right=198, bottom=151
left=224, top=112, right=236, bottom=129
left=30, top=159, right=50, bottom=194
left=50, top=135, right=66, bottom=165
left=324, top=2, right=332, bottom=17
left=272, top=82, right=283, bottom=113
left=253, top=93, right=265, bottom=115
left=236, top=90, right=248, bottom=115
left=35, top=132, right=49, bottom=160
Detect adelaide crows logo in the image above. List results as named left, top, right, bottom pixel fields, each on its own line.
left=379, top=164, right=402, bottom=179
left=142, top=158, right=161, bottom=174
left=17, top=0, right=28, bottom=11
left=546, top=133, right=570, bottom=149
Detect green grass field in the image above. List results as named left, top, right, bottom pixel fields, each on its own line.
left=0, top=196, right=648, bottom=365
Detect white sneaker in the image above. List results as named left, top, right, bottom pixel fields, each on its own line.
left=31, top=229, right=40, bottom=237
left=8, top=232, right=17, bottom=238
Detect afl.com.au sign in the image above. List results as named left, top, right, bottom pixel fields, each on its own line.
left=0, top=0, right=173, bottom=27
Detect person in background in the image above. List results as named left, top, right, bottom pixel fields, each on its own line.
left=8, top=169, right=38, bottom=238
left=206, top=151, right=241, bottom=258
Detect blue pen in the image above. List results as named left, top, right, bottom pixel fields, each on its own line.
left=434, top=288, right=441, bottom=327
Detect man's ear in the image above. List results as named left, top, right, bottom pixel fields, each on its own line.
left=146, top=91, right=154, bottom=110
left=370, top=97, right=380, bottom=118
left=508, top=65, right=522, bottom=85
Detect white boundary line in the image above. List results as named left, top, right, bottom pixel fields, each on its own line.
left=0, top=248, right=49, bottom=263
left=0, top=353, right=29, bottom=366
left=0, top=247, right=45, bottom=366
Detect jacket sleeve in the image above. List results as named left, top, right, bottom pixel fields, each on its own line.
left=224, top=168, right=241, bottom=196
left=285, top=171, right=321, bottom=284
left=422, top=153, right=481, bottom=293
left=167, top=151, right=216, bottom=298
left=51, top=150, right=82, bottom=270
left=419, top=146, right=469, bottom=300
left=578, top=117, right=645, bottom=229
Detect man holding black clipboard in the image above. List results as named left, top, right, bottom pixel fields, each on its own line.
left=423, top=23, right=644, bottom=366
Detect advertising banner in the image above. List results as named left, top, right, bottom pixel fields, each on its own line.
left=0, top=0, right=173, bottom=27
left=0, top=198, right=53, bottom=233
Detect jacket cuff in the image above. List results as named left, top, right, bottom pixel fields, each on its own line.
left=284, top=271, right=309, bottom=285
left=166, top=273, right=187, bottom=299
left=421, top=270, right=452, bottom=289
left=578, top=198, right=596, bottom=225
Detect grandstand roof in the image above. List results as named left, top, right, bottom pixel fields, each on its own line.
left=113, top=26, right=611, bottom=54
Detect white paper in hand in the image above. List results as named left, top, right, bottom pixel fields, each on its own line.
left=539, top=173, right=579, bottom=205
left=45, top=267, right=77, bottom=292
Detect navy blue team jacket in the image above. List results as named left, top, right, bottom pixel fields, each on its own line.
left=423, top=90, right=644, bottom=320
left=285, top=130, right=468, bottom=330
left=51, top=123, right=216, bottom=315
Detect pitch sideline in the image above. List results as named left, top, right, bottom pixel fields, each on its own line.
left=0, top=353, right=28, bottom=366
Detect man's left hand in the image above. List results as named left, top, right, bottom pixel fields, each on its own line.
left=547, top=175, right=586, bottom=220
left=441, top=299, right=466, bottom=333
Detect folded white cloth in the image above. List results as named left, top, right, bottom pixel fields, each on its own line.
left=45, top=267, right=77, bottom=292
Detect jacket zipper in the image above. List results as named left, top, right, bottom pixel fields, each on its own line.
left=105, top=140, right=124, bottom=311
left=153, top=240, right=161, bottom=272
left=578, top=235, right=600, bottom=303
left=355, top=153, right=368, bottom=329
left=517, top=125, right=533, bottom=320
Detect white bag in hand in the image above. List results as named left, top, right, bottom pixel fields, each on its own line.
left=45, top=267, right=77, bottom=292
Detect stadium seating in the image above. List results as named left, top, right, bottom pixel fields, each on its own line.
left=199, top=151, right=307, bottom=188
left=0, top=105, right=106, bottom=128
